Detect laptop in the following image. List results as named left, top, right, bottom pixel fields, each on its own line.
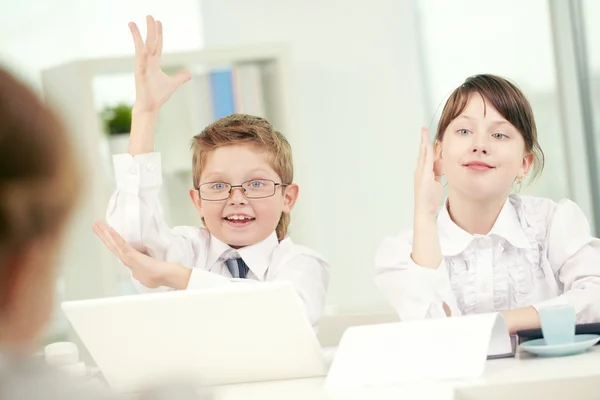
left=61, top=282, right=328, bottom=393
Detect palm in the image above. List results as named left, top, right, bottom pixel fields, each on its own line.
left=92, top=220, right=168, bottom=288
left=415, top=128, right=444, bottom=215
left=129, top=16, right=191, bottom=112
left=136, top=69, right=184, bottom=110
left=419, top=171, right=443, bottom=214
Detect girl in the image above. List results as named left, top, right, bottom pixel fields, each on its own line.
left=374, top=74, right=600, bottom=334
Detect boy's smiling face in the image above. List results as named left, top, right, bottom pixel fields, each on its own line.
left=190, top=144, right=298, bottom=247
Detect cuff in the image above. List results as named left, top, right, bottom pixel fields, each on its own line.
left=113, top=152, right=162, bottom=191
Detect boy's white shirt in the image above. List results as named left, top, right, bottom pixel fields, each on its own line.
left=106, top=152, right=330, bottom=327
left=374, top=194, right=600, bottom=324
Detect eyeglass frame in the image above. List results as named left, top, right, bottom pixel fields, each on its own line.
left=195, top=178, right=289, bottom=201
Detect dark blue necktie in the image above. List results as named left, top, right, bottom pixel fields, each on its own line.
left=226, top=257, right=249, bottom=279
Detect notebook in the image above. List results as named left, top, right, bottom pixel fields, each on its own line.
left=325, top=313, right=513, bottom=390
left=517, top=323, right=600, bottom=344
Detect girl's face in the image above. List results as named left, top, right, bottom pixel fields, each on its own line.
left=435, top=93, right=533, bottom=201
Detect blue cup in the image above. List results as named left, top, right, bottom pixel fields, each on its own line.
left=538, top=304, right=576, bottom=346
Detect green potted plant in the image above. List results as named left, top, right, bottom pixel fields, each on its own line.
left=101, top=103, right=132, bottom=154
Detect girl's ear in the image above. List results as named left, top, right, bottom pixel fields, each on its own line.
left=521, top=153, right=534, bottom=177
left=434, top=140, right=443, bottom=160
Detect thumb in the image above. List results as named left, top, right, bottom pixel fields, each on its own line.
left=174, top=69, right=192, bottom=86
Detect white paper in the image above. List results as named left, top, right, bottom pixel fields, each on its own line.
left=325, top=313, right=510, bottom=390
left=487, top=315, right=513, bottom=357
left=187, top=269, right=233, bottom=289
left=187, top=269, right=263, bottom=290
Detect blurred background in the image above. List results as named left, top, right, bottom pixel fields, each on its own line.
left=3, top=0, right=600, bottom=343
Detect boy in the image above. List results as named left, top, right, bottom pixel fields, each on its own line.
left=94, top=16, right=330, bottom=327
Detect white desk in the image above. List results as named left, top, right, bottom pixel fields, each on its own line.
left=207, top=347, right=600, bottom=400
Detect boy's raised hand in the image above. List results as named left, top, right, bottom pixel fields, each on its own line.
left=414, top=127, right=443, bottom=216
left=92, top=220, right=191, bottom=289
left=129, top=15, right=191, bottom=113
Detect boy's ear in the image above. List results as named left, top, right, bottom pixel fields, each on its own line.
left=189, top=188, right=204, bottom=217
left=282, top=184, right=299, bottom=214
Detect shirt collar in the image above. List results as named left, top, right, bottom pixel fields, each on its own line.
left=437, top=197, right=532, bottom=256
left=206, top=232, right=279, bottom=279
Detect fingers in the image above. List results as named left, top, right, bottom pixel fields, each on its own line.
left=423, top=128, right=434, bottom=170
left=106, top=225, right=132, bottom=251
left=416, top=126, right=427, bottom=172
left=145, top=15, right=157, bottom=55
left=91, top=220, right=122, bottom=259
left=130, top=21, right=147, bottom=78
left=443, top=302, right=452, bottom=317
left=91, top=220, right=135, bottom=264
left=128, top=22, right=144, bottom=55
left=156, top=20, right=163, bottom=56
left=174, top=69, right=192, bottom=86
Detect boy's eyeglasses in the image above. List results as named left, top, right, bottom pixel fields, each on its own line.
left=196, top=179, right=288, bottom=201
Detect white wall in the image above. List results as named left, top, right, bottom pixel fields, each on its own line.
left=0, top=0, right=203, bottom=92
left=199, top=0, right=428, bottom=312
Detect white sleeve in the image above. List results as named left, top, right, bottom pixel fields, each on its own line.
left=105, top=152, right=206, bottom=293
left=272, top=250, right=330, bottom=327
left=533, top=199, right=600, bottom=323
left=374, top=230, right=456, bottom=320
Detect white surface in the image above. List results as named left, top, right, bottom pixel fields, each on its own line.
left=207, top=346, right=600, bottom=400
left=61, top=282, right=327, bottom=393
left=316, top=311, right=399, bottom=347
left=325, top=313, right=510, bottom=389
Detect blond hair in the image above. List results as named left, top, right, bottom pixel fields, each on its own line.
left=191, top=114, right=293, bottom=240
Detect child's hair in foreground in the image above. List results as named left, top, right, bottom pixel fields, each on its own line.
left=436, top=74, right=545, bottom=184
left=0, top=66, right=80, bottom=305
left=191, top=114, right=294, bottom=240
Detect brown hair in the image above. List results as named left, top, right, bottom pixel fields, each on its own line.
left=191, top=114, right=293, bottom=240
left=435, top=74, right=545, bottom=182
left=0, top=66, right=80, bottom=298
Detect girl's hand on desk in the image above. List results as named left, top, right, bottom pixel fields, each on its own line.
left=501, top=306, right=541, bottom=334
left=92, top=220, right=191, bottom=289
